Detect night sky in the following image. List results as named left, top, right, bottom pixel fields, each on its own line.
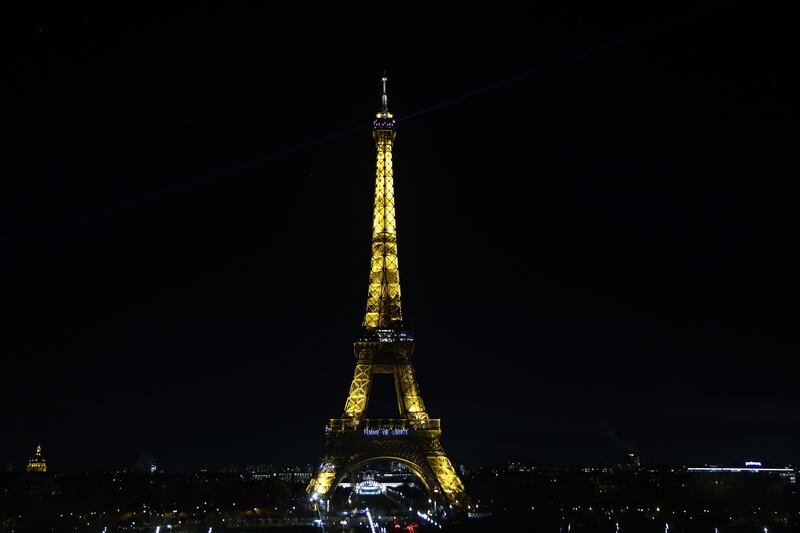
left=2, top=5, right=797, bottom=472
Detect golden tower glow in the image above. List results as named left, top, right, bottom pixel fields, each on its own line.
left=363, top=74, right=402, bottom=329
left=26, top=442, right=47, bottom=473
left=307, top=77, right=468, bottom=510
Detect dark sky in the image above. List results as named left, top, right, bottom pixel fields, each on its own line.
left=2, top=4, right=798, bottom=472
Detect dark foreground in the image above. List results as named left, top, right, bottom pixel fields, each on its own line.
left=2, top=465, right=798, bottom=532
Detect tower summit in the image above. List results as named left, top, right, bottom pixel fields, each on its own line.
left=307, top=77, right=468, bottom=513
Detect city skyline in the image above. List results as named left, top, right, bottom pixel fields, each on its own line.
left=3, top=4, right=798, bottom=474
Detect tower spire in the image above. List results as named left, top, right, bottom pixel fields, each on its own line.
left=364, top=75, right=400, bottom=331
left=381, top=72, right=389, bottom=113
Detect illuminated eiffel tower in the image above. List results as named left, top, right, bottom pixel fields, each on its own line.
left=306, top=76, right=468, bottom=510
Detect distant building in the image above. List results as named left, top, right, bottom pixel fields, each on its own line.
left=688, top=461, right=795, bottom=484
left=26, top=442, right=47, bottom=473
left=275, top=465, right=314, bottom=483
left=245, top=464, right=276, bottom=474
left=625, top=452, right=641, bottom=471
left=134, top=452, right=157, bottom=473
left=506, top=462, right=536, bottom=473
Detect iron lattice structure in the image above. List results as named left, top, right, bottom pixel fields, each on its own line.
left=307, top=77, right=468, bottom=510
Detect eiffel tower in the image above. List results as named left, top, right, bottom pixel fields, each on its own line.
left=306, top=76, right=468, bottom=510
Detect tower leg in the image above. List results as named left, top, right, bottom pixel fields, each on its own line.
left=342, top=364, right=373, bottom=418
left=426, top=453, right=467, bottom=507
left=395, top=363, right=428, bottom=421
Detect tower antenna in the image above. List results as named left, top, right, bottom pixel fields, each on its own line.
left=381, top=72, right=388, bottom=112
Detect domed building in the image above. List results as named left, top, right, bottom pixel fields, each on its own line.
left=26, top=442, right=47, bottom=473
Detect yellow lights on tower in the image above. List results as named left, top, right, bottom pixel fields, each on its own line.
left=342, top=363, right=372, bottom=419
left=26, top=442, right=47, bottom=473
left=306, top=76, right=469, bottom=510
left=363, top=108, right=402, bottom=330
left=307, top=463, right=337, bottom=500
